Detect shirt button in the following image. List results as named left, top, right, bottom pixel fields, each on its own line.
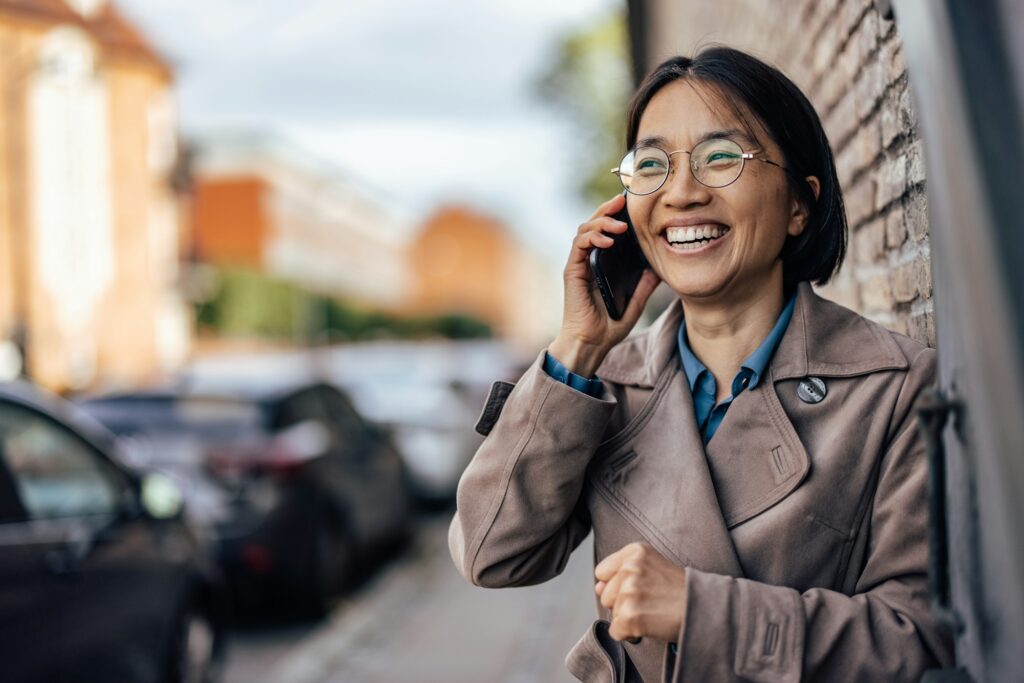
left=740, top=376, right=749, bottom=387
left=797, top=377, right=827, bottom=403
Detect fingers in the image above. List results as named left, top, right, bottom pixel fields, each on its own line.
left=596, top=543, right=648, bottom=642
left=608, top=574, right=644, bottom=642
left=609, top=610, right=644, bottom=643
left=594, top=545, right=629, bottom=582
left=565, top=217, right=628, bottom=272
left=588, top=192, right=626, bottom=221
left=598, top=568, right=625, bottom=609
left=575, top=215, right=629, bottom=238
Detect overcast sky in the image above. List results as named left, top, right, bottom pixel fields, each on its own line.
left=116, top=0, right=625, bottom=259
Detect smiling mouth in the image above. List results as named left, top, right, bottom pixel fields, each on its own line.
left=664, top=225, right=730, bottom=251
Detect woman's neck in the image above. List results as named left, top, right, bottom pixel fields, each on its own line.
left=681, top=272, right=787, bottom=402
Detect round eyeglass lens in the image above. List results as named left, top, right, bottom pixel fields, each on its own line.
left=690, top=137, right=745, bottom=188
left=616, top=137, right=749, bottom=194
left=617, top=146, right=668, bottom=195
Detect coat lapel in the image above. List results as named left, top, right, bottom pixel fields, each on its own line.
left=689, top=282, right=909, bottom=529
left=593, top=303, right=744, bottom=578
left=592, top=282, right=913, bottom=576
left=701, top=372, right=810, bottom=528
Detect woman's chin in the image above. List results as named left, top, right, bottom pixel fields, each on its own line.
left=661, top=271, right=731, bottom=301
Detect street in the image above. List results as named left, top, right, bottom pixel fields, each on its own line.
left=223, top=511, right=597, bottom=683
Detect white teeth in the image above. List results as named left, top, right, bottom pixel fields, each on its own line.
left=665, top=225, right=729, bottom=245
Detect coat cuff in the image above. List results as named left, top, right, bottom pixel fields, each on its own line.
left=664, top=568, right=805, bottom=683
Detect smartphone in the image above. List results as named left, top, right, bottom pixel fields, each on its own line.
left=589, top=195, right=649, bottom=321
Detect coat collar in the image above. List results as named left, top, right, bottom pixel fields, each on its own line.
left=596, top=282, right=909, bottom=388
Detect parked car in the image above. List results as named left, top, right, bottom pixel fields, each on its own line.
left=342, top=376, right=481, bottom=503
left=78, top=378, right=411, bottom=616
left=322, top=340, right=525, bottom=503
left=0, top=380, right=226, bottom=683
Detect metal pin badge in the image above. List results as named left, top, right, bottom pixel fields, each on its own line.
left=797, top=377, right=827, bottom=404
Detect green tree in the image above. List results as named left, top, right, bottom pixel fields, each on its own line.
left=194, top=268, right=492, bottom=342
left=537, top=10, right=633, bottom=204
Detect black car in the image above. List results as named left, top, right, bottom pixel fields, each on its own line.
left=79, top=378, right=411, bottom=616
left=0, top=381, right=226, bottom=683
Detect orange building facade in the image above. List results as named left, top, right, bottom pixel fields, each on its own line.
left=192, top=135, right=413, bottom=311
left=0, top=0, right=190, bottom=391
left=406, top=205, right=560, bottom=349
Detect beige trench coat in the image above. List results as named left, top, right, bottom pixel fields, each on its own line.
left=449, top=282, right=953, bottom=682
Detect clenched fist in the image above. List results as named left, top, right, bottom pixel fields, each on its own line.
left=594, top=542, right=688, bottom=643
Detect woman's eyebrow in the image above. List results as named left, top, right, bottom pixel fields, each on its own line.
left=635, top=129, right=755, bottom=149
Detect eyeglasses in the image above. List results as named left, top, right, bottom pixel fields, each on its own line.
left=611, top=137, right=787, bottom=195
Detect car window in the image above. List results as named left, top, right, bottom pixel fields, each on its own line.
left=0, top=402, right=126, bottom=520
left=275, top=389, right=330, bottom=426
left=317, top=387, right=366, bottom=435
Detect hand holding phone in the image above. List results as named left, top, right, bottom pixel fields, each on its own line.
left=589, top=196, right=650, bottom=320
left=548, top=194, right=659, bottom=378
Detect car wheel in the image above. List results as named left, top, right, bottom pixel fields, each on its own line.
left=166, top=604, right=219, bottom=683
left=302, top=515, right=354, bottom=618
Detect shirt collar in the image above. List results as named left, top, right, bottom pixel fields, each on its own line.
left=677, top=293, right=797, bottom=392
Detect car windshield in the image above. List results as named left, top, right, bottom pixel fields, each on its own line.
left=81, top=396, right=268, bottom=468
left=84, top=396, right=265, bottom=438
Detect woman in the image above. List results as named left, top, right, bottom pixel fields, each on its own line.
left=449, top=47, right=952, bottom=682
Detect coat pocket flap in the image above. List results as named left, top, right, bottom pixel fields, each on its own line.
left=567, top=620, right=627, bottom=683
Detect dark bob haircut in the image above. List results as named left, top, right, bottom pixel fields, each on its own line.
left=625, top=47, right=847, bottom=290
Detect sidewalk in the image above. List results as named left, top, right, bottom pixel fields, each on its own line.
left=233, top=514, right=596, bottom=683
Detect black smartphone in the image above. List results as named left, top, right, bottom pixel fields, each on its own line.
left=589, top=196, right=649, bottom=321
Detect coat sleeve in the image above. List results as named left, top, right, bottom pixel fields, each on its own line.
left=448, top=351, right=618, bottom=588
left=664, top=347, right=954, bottom=682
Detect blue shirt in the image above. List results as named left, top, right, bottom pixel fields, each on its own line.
left=679, top=294, right=796, bottom=444
left=542, top=351, right=604, bottom=396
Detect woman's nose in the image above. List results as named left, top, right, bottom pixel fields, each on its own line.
left=660, top=157, right=712, bottom=209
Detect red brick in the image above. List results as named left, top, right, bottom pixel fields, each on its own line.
left=908, top=310, right=936, bottom=347
left=898, top=86, right=917, bottom=132
left=916, top=256, right=933, bottom=298
left=855, top=59, right=886, bottom=120
left=881, top=37, right=906, bottom=86
left=854, top=217, right=887, bottom=264
left=836, top=121, right=879, bottom=187
left=844, top=176, right=876, bottom=228
left=874, top=154, right=907, bottom=211
left=905, top=189, right=929, bottom=242
left=861, top=273, right=894, bottom=311
left=826, top=90, right=860, bottom=147
left=857, top=10, right=880, bottom=58
left=816, top=274, right=860, bottom=310
left=885, top=205, right=907, bottom=248
left=884, top=315, right=911, bottom=337
left=880, top=88, right=902, bottom=149
left=907, top=139, right=926, bottom=186
left=838, top=0, right=869, bottom=39
left=892, top=260, right=920, bottom=303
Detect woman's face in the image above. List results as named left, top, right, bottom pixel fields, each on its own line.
left=626, top=79, right=810, bottom=305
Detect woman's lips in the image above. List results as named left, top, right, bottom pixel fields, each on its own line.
left=661, top=225, right=731, bottom=254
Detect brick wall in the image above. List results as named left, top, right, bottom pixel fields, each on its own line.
left=640, top=0, right=934, bottom=345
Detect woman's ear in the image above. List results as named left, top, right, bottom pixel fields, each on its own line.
left=788, top=175, right=821, bottom=237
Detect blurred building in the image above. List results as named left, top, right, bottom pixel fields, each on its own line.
left=0, top=0, right=190, bottom=391
left=193, top=137, right=560, bottom=349
left=192, top=134, right=412, bottom=311
left=627, top=0, right=933, bottom=345
left=405, top=205, right=560, bottom=349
